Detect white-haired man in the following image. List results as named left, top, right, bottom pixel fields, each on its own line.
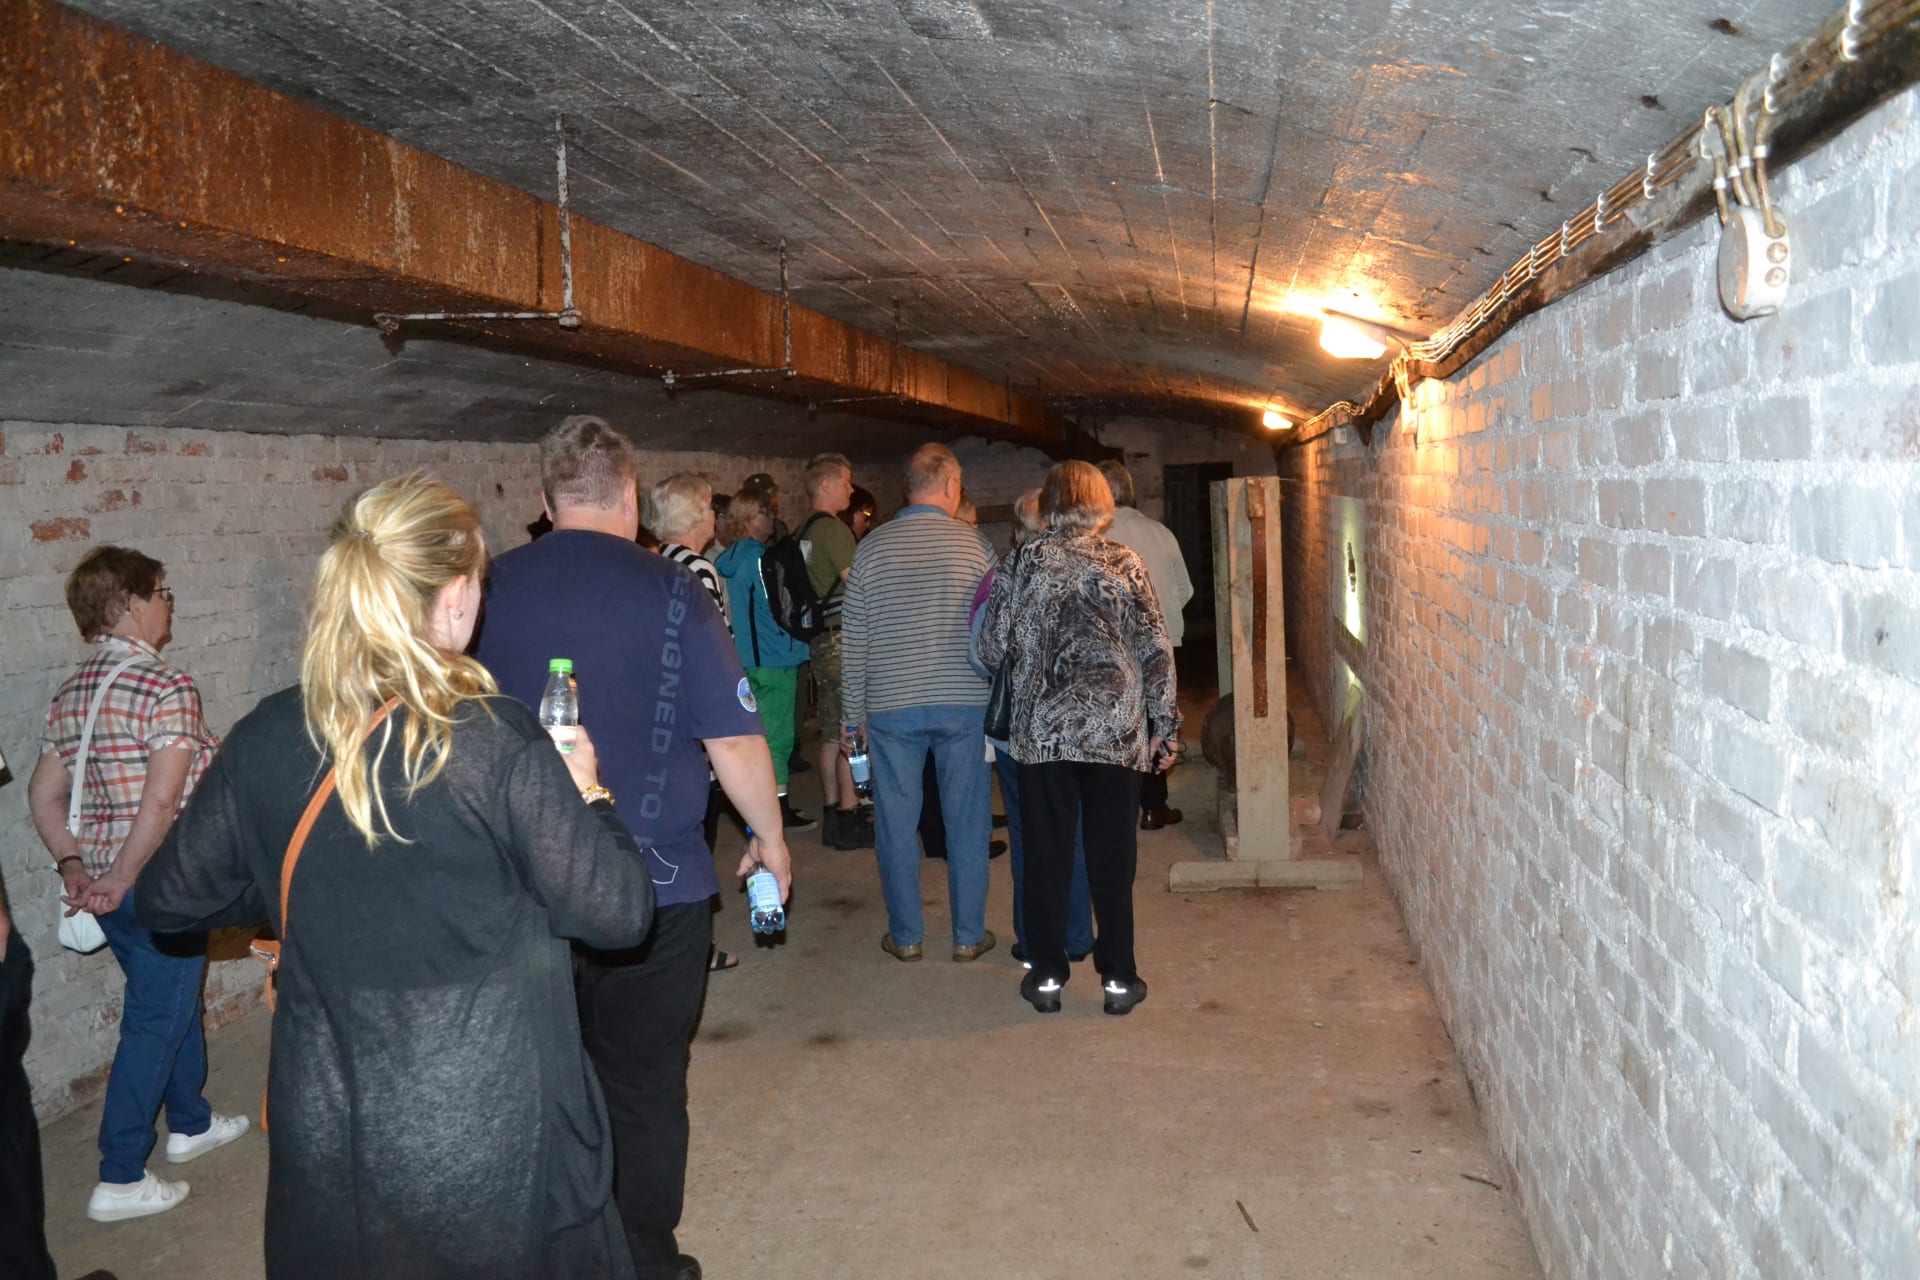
left=1098, top=460, right=1194, bottom=829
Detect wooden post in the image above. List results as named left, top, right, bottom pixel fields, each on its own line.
left=1171, top=476, right=1360, bottom=892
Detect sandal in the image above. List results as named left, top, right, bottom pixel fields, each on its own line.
left=707, top=945, right=739, bottom=972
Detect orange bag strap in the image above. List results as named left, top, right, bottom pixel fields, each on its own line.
left=280, top=697, right=398, bottom=937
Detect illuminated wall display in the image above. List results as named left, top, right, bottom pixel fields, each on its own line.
left=1333, top=496, right=1366, bottom=644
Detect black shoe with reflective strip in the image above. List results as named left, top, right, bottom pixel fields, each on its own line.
left=1020, top=970, right=1064, bottom=1013
left=1102, top=977, right=1148, bottom=1016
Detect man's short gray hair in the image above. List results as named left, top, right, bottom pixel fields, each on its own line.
left=645, top=472, right=713, bottom=542
left=541, top=415, right=637, bottom=510
left=1097, top=460, right=1137, bottom=508
left=902, top=443, right=960, bottom=500
left=805, top=452, right=852, bottom=500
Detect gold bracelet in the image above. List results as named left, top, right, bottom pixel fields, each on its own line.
left=579, top=784, right=614, bottom=806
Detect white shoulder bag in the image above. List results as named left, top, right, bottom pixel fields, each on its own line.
left=57, top=654, right=144, bottom=954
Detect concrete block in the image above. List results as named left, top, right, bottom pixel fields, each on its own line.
left=1634, top=346, right=1685, bottom=402
left=1643, top=616, right=1697, bottom=683
left=1782, top=673, right=1876, bottom=761
left=1622, top=543, right=1672, bottom=600
left=1797, top=182, right=1882, bottom=276
left=1674, top=553, right=1737, bottom=623
left=1754, top=287, right=1854, bottom=384
left=1687, top=327, right=1751, bottom=396
left=1735, top=394, right=1814, bottom=462
left=1614, top=409, right=1667, bottom=467
left=1841, top=591, right=1920, bottom=683
left=1597, top=288, right=1636, bottom=350
left=1710, top=723, right=1788, bottom=815
left=1735, top=565, right=1842, bottom=653
left=1638, top=269, right=1696, bottom=333
left=1772, top=829, right=1876, bottom=957
left=1596, top=478, right=1642, bottom=530
left=1644, top=477, right=1708, bottom=539
left=1790, top=483, right=1902, bottom=568
left=1701, top=638, right=1771, bottom=722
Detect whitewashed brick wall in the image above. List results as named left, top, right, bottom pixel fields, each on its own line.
left=0, top=422, right=892, bottom=1120
left=1282, top=89, right=1920, bottom=1278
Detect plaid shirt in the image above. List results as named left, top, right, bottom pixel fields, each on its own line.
left=39, top=635, right=218, bottom=877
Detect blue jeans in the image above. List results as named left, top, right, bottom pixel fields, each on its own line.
left=94, top=888, right=211, bottom=1184
left=867, top=705, right=992, bottom=947
left=995, top=751, right=1093, bottom=955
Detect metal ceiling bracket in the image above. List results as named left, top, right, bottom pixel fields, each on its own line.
left=806, top=393, right=899, bottom=419
left=374, top=112, right=584, bottom=336
left=661, top=239, right=797, bottom=393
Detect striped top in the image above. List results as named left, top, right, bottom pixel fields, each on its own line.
left=841, top=505, right=994, bottom=722
left=660, top=543, right=729, bottom=633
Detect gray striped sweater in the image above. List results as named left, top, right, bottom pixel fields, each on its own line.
left=841, top=505, right=994, bottom=722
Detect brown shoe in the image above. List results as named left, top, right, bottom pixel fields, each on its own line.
left=1139, top=807, right=1184, bottom=831
left=952, top=930, right=997, bottom=962
left=881, top=933, right=923, bottom=962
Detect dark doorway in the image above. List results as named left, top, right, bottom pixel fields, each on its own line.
left=1162, top=461, right=1233, bottom=645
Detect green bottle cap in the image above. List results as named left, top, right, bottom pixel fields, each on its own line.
left=549, top=658, right=573, bottom=674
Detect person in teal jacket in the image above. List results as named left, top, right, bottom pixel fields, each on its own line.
left=715, top=489, right=815, bottom=830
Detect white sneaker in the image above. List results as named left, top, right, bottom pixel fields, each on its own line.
left=165, top=1112, right=249, bottom=1164
left=87, top=1170, right=189, bottom=1222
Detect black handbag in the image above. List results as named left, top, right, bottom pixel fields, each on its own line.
left=984, top=663, right=1015, bottom=741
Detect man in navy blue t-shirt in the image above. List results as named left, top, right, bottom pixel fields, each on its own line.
left=475, top=415, right=790, bottom=1280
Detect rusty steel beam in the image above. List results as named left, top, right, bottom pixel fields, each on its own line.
left=0, top=0, right=1065, bottom=445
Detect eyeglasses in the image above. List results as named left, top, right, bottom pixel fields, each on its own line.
left=152, top=587, right=174, bottom=605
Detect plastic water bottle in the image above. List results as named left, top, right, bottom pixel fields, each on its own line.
left=845, top=725, right=872, bottom=799
left=538, top=658, right=578, bottom=753
left=742, top=826, right=785, bottom=934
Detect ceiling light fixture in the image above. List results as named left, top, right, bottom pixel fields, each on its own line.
left=1262, top=408, right=1293, bottom=431
left=1317, top=312, right=1398, bottom=360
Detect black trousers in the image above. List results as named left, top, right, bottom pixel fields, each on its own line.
left=1140, top=767, right=1169, bottom=812
left=577, top=902, right=713, bottom=1280
left=1018, top=761, right=1142, bottom=985
left=0, top=932, right=55, bottom=1280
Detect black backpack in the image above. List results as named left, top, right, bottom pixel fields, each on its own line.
left=759, top=511, right=834, bottom=641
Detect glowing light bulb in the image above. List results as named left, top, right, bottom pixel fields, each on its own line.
left=1262, top=409, right=1292, bottom=431
left=1318, top=313, right=1390, bottom=361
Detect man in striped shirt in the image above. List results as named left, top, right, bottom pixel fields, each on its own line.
left=841, top=444, right=997, bottom=963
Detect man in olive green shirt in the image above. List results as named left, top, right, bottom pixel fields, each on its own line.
left=800, top=452, right=869, bottom=849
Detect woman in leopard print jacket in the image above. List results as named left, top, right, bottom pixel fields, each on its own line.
left=978, top=460, right=1177, bottom=1016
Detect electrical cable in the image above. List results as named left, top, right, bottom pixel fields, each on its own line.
left=1289, top=0, right=1918, bottom=448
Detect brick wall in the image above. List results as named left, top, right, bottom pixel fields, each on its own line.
left=1280, top=90, right=1920, bottom=1278
left=0, top=422, right=894, bottom=1120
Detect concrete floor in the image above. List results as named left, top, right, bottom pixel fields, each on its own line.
left=40, top=677, right=1542, bottom=1280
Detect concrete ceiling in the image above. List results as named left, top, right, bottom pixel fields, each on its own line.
left=0, top=240, right=953, bottom=458
left=18, top=0, right=1822, bottom=437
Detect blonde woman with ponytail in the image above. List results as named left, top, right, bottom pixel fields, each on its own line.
left=140, top=474, right=655, bottom=1280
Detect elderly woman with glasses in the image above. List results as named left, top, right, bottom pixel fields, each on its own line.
left=978, top=461, right=1179, bottom=1017
left=28, top=547, right=247, bottom=1223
